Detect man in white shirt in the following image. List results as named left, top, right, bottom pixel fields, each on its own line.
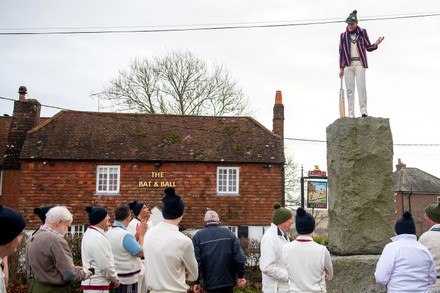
left=259, top=203, right=293, bottom=293
left=420, top=203, right=440, bottom=292
left=143, top=187, right=198, bottom=293
left=127, top=200, right=152, bottom=293
left=375, top=211, right=436, bottom=293
left=81, top=206, right=120, bottom=292
left=282, top=207, right=333, bottom=292
left=128, top=201, right=152, bottom=237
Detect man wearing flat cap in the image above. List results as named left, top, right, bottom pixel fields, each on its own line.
left=0, top=205, right=26, bottom=293
left=339, top=10, right=384, bottom=118
left=143, top=187, right=198, bottom=293
left=420, top=203, right=440, bottom=292
left=81, top=206, right=120, bottom=292
left=259, top=203, right=293, bottom=293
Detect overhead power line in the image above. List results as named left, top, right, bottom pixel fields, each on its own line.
left=0, top=12, right=439, bottom=36
left=0, top=96, right=65, bottom=110
left=285, top=137, right=440, bottom=146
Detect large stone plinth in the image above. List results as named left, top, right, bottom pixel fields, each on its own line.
left=326, top=117, right=395, bottom=255
left=327, top=255, right=386, bottom=293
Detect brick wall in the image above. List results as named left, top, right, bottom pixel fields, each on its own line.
left=0, top=170, right=21, bottom=209
left=16, top=160, right=283, bottom=229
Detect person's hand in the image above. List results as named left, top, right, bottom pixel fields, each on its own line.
left=339, top=68, right=344, bottom=79
left=237, top=278, right=247, bottom=287
left=85, top=269, right=94, bottom=280
left=193, top=284, right=201, bottom=293
left=111, top=279, right=120, bottom=288
left=136, top=219, right=148, bottom=236
left=375, top=36, right=384, bottom=46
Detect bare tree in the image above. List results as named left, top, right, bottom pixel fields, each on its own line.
left=93, top=50, right=250, bottom=116
left=284, top=155, right=301, bottom=207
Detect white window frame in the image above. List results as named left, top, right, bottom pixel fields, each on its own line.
left=225, top=226, right=238, bottom=237
left=68, top=224, right=86, bottom=236
left=217, top=167, right=240, bottom=195
left=96, top=165, right=120, bottom=195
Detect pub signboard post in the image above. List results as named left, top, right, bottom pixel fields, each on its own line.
left=300, top=165, right=328, bottom=209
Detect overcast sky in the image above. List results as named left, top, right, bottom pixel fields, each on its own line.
left=1, top=1, right=439, bottom=180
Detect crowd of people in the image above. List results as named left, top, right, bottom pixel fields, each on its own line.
left=2, top=188, right=440, bottom=293
left=0, top=187, right=246, bottom=293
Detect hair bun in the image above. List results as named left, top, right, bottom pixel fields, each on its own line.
left=297, top=207, right=306, bottom=217
left=273, top=202, right=281, bottom=210
left=85, top=206, right=93, bottom=213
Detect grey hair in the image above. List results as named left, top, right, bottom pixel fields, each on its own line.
left=44, top=206, right=73, bottom=224
left=204, top=210, right=219, bottom=222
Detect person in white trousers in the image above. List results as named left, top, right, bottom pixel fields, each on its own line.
left=339, top=10, right=384, bottom=118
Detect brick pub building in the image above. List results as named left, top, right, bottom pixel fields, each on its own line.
left=0, top=88, right=286, bottom=239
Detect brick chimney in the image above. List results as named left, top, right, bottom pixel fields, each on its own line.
left=272, top=90, right=284, bottom=140
left=3, top=86, right=41, bottom=169
left=396, top=158, right=406, bottom=171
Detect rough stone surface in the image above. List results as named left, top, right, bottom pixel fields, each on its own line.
left=327, top=255, right=386, bottom=293
left=326, top=117, right=395, bottom=255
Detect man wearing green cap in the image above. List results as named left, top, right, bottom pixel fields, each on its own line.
left=420, top=203, right=440, bottom=292
left=259, top=203, right=293, bottom=293
left=339, top=10, right=384, bottom=118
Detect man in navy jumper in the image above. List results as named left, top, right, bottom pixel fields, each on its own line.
left=192, top=210, right=246, bottom=293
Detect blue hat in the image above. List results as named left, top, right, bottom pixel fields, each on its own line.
left=0, top=205, right=26, bottom=245
left=34, top=206, right=54, bottom=224
left=162, top=188, right=185, bottom=219
left=395, top=211, right=416, bottom=235
left=295, top=207, right=315, bottom=235
left=128, top=201, right=144, bottom=217
left=85, top=206, right=108, bottom=225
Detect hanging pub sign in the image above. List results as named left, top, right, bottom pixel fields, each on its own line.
left=308, top=165, right=327, bottom=177
left=307, top=180, right=328, bottom=209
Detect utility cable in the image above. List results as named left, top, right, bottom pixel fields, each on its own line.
left=0, top=12, right=439, bottom=36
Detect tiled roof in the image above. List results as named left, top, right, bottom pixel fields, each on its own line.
left=0, top=116, right=12, bottom=165
left=21, top=111, right=284, bottom=163
left=394, top=167, right=440, bottom=193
